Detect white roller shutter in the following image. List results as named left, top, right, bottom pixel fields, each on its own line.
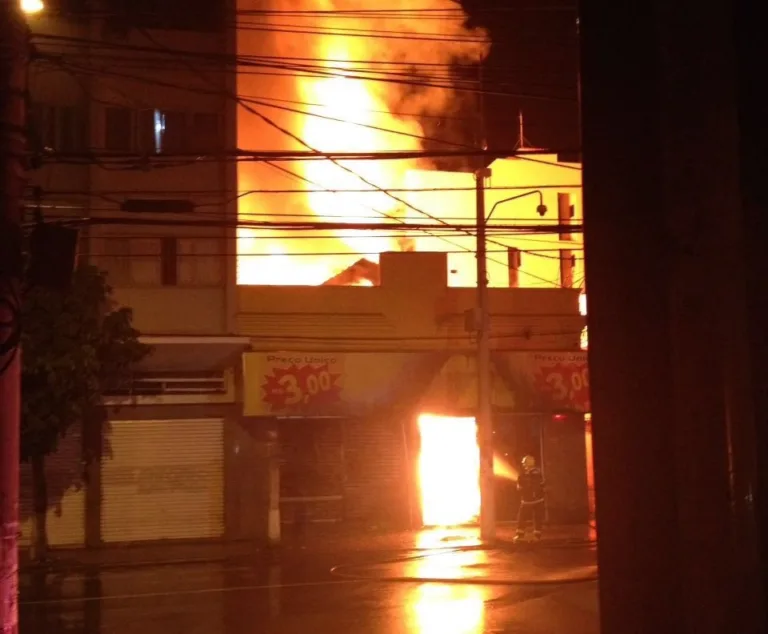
left=101, top=419, right=224, bottom=543
left=19, top=425, right=85, bottom=548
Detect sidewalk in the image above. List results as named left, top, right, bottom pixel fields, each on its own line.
left=20, top=522, right=596, bottom=572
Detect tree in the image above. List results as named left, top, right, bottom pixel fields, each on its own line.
left=21, top=265, right=150, bottom=560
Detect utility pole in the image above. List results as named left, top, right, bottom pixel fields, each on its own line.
left=475, top=167, right=495, bottom=543
left=0, top=4, right=27, bottom=634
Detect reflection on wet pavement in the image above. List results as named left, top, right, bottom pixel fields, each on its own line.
left=409, top=585, right=486, bottom=634
left=407, top=530, right=488, bottom=634
left=19, top=528, right=598, bottom=634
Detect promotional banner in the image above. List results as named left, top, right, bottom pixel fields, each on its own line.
left=493, top=351, right=590, bottom=413
left=243, top=351, right=590, bottom=417
left=259, top=353, right=345, bottom=412
left=243, top=352, right=447, bottom=417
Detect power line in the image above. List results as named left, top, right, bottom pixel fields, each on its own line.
left=174, top=331, right=586, bottom=343
left=34, top=184, right=582, bottom=196
left=81, top=232, right=584, bottom=247
left=51, top=6, right=576, bottom=19
left=35, top=41, right=574, bottom=102
left=45, top=216, right=583, bottom=233
left=33, top=59, right=578, bottom=169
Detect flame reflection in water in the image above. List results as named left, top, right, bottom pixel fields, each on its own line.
left=409, top=584, right=485, bottom=634
left=407, top=528, right=486, bottom=634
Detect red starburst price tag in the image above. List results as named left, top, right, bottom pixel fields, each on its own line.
left=261, top=363, right=342, bottom=412
left=535, top=362, right=590, bottom=411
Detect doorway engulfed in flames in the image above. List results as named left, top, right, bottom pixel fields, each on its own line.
left=417, top=414, right=518, bottom=527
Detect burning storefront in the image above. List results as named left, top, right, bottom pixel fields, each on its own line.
left=232, top=0, right=588, bottom=535
left=238, top=252, right=590, bottom=531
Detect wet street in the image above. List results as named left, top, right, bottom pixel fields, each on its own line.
left=19, top=532, right=599, bottom=634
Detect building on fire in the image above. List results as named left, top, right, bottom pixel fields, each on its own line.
left=20, top=1, right=589, bottom=547
left=238, top=250, right=590, bottom=532
left=21, top=160, right=589, bottom=549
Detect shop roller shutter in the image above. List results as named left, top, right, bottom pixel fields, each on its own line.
left=101, top=419, right=224, bottom=543
left=343, top=418, right=406, bottom=522
left=19, top=424, right=85, bottom=548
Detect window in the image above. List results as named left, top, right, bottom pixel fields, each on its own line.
left=29, top=104, right=56, bottom=151
left=161, top=111, right=188, bottom=154
left=58, top=106, right=87, bottom=152
left=97, top=237, right=161, bottom=286
left=130, top=239, right=162, bottom=285
left=137, top=109, right=157, bottom=154
left=104, top=107, right=133, bottom=152
left=28, top=104, right=86, bottom=153
left=119, top=0, right=224, bottom=32
left=101, top=237, right=131, bottom=286
left=104, top=108, right=224, bottom=154
left=97, top=237, right=223, bottom=287
left=188, top=113, right=221, bottom=153
left=178, top=238, right=223, bottom=287
left=161, top=237, right=178, bottom=286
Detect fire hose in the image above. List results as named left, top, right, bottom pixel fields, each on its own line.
left=329, top=537, right=598, bottom=586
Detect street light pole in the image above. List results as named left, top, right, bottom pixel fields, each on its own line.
left=475, top=167, right=495, bottom=543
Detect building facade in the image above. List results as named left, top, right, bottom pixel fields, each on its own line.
left=20, top=1, right=588, bottom=545
left=19, top=0, right=251, bottom=548
left=239, top=251, right=590, bottom=531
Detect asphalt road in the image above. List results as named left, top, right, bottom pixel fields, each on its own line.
left=19, top=543, right=599, bottom=634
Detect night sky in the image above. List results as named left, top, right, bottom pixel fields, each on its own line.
left=463, top=0, right=580, bottom=154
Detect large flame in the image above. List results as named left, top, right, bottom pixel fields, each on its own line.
left=418, top=414, right=481, bottom=527
left=236, top=0, right=489, bottom=285
left=418, top=414, right=521, bottom=528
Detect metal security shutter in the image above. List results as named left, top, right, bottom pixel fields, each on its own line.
left=343, top=418, right=407, bottom=524
left=101, top=419, right=224, bottom=543
left=279, top=419, right=344, bottom=524
left=19, top=424, right=85, bottom=547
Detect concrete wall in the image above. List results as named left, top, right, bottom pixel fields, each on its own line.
left=237, top=251, right=584, bottom=352
left=26, top=8, right=237, bottom=337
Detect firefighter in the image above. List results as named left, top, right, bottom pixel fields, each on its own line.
left=514, top=454, right=546, bottom=543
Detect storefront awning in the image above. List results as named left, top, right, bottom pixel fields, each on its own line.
left=139, top=336, right=251, bottom=373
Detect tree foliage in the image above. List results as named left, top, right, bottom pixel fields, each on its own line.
left=21, top=265, right=150, bottom=463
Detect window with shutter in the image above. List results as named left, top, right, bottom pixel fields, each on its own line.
left=130, top=238, right=162, bottom=285
left=178, top=238, right=223, bottom=287
left=162, top=111, right=187, bottom=154
left=189, top=113, right=221, bottom=153
left=105, top=107, right=133, bottom=151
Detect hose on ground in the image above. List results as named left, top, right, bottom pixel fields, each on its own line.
left=329, top=539, right=599, bottom=587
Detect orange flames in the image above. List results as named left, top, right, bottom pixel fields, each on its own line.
left=418, top=414, right=481, bottom=527
left=418, top=414, right=520, bottom=528
left=236, top=0, right=489, bottom=286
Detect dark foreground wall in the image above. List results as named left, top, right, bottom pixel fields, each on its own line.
left=580, top=0, right=768, bottom=631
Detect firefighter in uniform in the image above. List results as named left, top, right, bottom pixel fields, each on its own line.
left=514, top=455, right=546, bottom=543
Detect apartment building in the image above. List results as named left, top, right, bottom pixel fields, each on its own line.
left=21, top=0, right=253, bottom=548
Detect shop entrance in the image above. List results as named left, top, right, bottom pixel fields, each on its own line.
left=417, top=414, right=480, bottom=527
left=278, top=418, right=344, bottom=525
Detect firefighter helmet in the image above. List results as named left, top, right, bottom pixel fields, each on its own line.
left=521, top=455, right=536, bottom=471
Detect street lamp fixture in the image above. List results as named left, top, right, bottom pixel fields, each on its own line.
left=21, top=0, right=44, bottom=14
left=487, top=190, right=547, bottom=221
